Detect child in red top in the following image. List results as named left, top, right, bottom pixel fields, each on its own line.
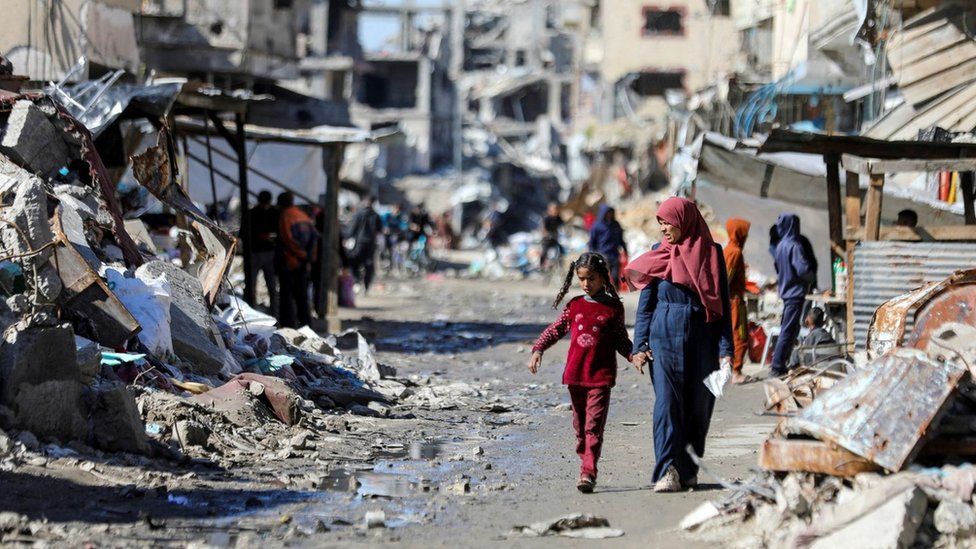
left=529, top=252, right=634, bottom=493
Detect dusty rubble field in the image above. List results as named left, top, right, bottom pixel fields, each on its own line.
left=0, top=277, right=773, bottom=547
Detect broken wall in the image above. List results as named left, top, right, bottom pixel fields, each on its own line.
left=0, top=0, right=140, bottom=81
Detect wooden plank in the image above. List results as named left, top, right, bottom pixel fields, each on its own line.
left=845, top=170, right=862, bottom=232
left=890, top=22, right=967, bottom=70
left=842, top=153, right=976, bottom=175
left=896, top=40, right=976, bottom=86
left=825, top=154, right=844, bottom=265
left=759, top=129, right=976, bottom=159
left=846, top=224, right=976, bottom=241
left=962, top=172, right=976, bottom=225
left=760, top=437, right=881, bottom=477
left=901, top=58, right=976, bottom=106
left=887, top=17, right=950, bottom=55
left=862, top=101, right=917, bottom=141
left=864, top=174, right=884, bottom=241
left=891, top=84, right=976, bottom=140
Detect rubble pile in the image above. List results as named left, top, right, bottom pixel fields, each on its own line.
left=0, top=90, right=419, bottom=464
left=684, top=270, right=976, bottom=548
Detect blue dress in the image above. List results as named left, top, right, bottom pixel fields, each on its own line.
left=632, top=243, right=733, bottom=483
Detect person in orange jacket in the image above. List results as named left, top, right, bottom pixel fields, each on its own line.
left=276, top=192, right=318, bottom=328
left=724, top=218, right=751, bottom=383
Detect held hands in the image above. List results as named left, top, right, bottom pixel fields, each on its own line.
left=630, top=351, right=651, bottom=374
left=528, top=352, right=543, bottom=374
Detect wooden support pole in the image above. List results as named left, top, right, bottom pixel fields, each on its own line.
left=825, top=154, right=843, bottom=266
left=845, top=170, right=861, bottom=232
left=844, top=170, right=860, bottom=347
left=318, top=145, right=343, bottom=333
left=234, top=113, right=255, bottom=305
left=864, top=173, right=885, bottom=241
left=962, top=171, right=976, bottom=225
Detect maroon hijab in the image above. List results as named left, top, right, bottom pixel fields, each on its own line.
left=625, top=197, right=724, bottom=322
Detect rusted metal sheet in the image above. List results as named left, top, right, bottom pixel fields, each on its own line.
left=854, top=242, right=976, bottom=350
left=787, top=348, right=967, bottom=471
left=131, top=129, right=238, bottom=306
left=868, top=269, right=976, bottom=357
left=760, top=437, right=881, bottom=477
left=51, top=207, right=140, bottom=347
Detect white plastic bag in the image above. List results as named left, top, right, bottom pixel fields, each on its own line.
left=704, top=361, right=732, bottom=399
left=104, top=267, right=174, bottom=357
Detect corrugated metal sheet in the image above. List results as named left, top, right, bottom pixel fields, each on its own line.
left=853, top=242, right=976, bottom=349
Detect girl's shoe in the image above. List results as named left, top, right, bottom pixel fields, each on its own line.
left=577, top=475, right=595, bottom=494
left=653, top=466, right=681, bottom=492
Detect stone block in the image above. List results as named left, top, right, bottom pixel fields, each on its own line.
left=811, top=487, right=928, bottom=549
left=0, top=100, right=70, bottom=177
left=934, top=499, right=976, bottom=536
left=87, top=384, right=149, bottom=455
left=136, top=261, right=228, bottom=375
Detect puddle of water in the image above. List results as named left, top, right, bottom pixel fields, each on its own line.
left=372, top=441, right=443, bottom=460
left=321, top=469, right=432, bottom=498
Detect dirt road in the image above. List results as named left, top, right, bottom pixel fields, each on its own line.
left=0, top=276, right=772, bottom=547
left=334, top=276, right=775, bottom=547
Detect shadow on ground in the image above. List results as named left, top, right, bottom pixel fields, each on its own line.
left=342, top=318, right=550, bottom=354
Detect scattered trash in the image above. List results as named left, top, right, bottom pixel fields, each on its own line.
left=512, top=514, right=624, bottom=539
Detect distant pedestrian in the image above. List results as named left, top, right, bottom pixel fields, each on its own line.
left=588, top=205, right=626, bottom=285
left=724, top=218, right=751, bottom=384
left=529, top=252, right=634, bottom=494
left=276, top=192, right=318, bottom=328
left=627, top=197, right=733, bottom=493
left=770, top=213, right=816, bottom=376
left=539, top=202, right=564, bottom=269
left=348, top=196, right=382, bottom=292
left=435, top=210, right=459, bottom=250
left=248, top=190, right=279, bottom=315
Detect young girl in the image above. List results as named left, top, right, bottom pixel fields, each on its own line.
left=529, top=252, right=634, bottom=493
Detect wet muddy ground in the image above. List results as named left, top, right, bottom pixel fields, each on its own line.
left=0, top=276, right=773, bottom=547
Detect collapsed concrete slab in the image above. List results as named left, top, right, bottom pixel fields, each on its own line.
left=136, top=260, right=229, bottom=375
left=0, top=100, right=70, bottom=177
left=0, top=325, right=87, bottom=442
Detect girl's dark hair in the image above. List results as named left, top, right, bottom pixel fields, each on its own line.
left=552, top=252, right=621, bottom=309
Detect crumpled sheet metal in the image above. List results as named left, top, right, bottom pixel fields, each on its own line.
left=131, top=128, right=237, bottom=305
left=868, top=269, right=976, bottom=358
left=787, top=348, right=967, bottom=472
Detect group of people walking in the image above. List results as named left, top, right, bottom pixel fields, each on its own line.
left=247, top=190, right=319, bottom=329
left=531, top=196, right=822, bottom=494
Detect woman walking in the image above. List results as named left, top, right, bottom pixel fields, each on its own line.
left=724, top=218, right=751, bottom=384
left=627, top=197, right=733, bottom=492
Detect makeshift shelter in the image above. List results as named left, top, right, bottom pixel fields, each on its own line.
left=759, top=130, right=976, bottom=348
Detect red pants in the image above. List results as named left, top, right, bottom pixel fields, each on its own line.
left=569, top=385, right=611, bottom=479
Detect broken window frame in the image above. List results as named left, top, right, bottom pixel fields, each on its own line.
left=641, top=6, right=686, bottom=37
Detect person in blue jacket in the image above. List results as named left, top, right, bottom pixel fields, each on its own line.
left=627, top=197, right=733, bottom=493
left=589, top=205, right=627, bottom=285
left=770, top=213, right=816, bottom=376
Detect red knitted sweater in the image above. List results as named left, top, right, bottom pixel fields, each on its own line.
left=532, top=295, right=633, bottom=387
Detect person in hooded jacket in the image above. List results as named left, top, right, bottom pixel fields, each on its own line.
left=628, top=197, right=733, bottom=493
left=771, top=213, right=816, bottom=376
left=589, top=205, right=627, bottom=285
left=724, top=218, right=751, bottom=383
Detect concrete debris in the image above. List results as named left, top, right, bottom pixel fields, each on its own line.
left=136, top=261, right=229, bottom=375
left=807, top=486, right=927, bottom=549
left=0, top=325, right=87, bottom=442
left=934, top=499, right=976, bottom=536
left=364, top=510, right=386, bottom=529
left=87, top=384, right=149, bottom=455
left=513, top=514, right=624, bottom=539
left=0, top=100, right=70, bottom=177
